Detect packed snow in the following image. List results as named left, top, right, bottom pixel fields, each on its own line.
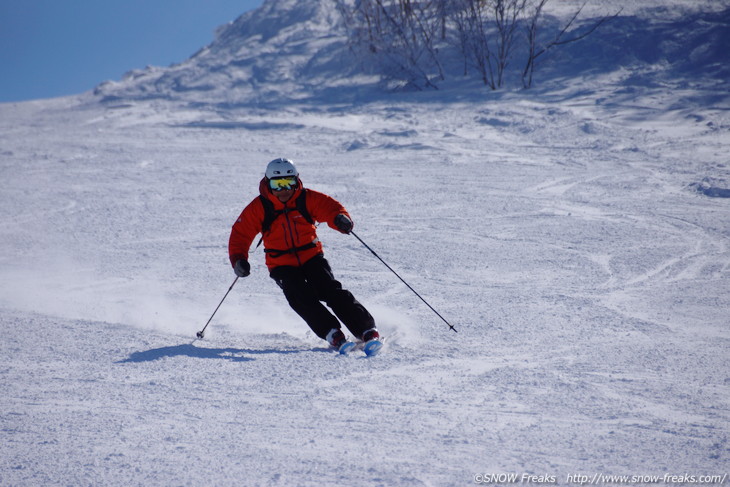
left=1, top=0, right=728, bottom=485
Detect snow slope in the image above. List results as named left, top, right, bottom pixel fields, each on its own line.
left=1, top=0, right=729, bottom=485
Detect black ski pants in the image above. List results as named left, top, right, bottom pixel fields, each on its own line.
left=269, top=254, right=375, bottom=340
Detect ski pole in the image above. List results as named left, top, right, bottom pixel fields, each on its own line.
left=196, top=276, right=239, bottom=339
left=350, top=231, right=457, bottom=333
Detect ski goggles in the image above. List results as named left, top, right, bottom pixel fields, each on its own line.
left=269, top=176, right=298, bottom=191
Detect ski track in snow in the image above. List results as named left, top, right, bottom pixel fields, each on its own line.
left=2, top=3, right=730, bottom=486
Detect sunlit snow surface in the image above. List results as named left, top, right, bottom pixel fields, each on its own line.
left=1, top=0, right=728, bottom=485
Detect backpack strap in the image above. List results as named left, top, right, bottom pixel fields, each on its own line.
left=263, top=238, right=320, bottom=258
left=258, top=194, right=278, bottom=234
left=294, top=189, right=314, bottom=226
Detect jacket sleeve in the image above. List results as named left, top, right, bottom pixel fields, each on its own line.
left=306, top=189, right=352, bottom=231
left=228, top=198, right=264, bottom=267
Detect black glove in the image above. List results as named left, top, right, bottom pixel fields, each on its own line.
left=334, top=214, right=353, bottom=234
left=234, top=259, right=251, bottom=277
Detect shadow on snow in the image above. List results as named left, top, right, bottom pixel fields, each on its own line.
left=117, top=343, right=328, bottom=363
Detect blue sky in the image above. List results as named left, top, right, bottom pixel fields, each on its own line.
left=0, top=0, right=263, bottom=102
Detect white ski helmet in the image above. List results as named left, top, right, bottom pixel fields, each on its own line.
left=265, top=158, right=298, bottom=179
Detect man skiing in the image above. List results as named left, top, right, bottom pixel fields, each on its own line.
left=228, top=158, right=380, bottom=353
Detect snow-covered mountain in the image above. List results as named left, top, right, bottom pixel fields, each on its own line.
left=94, top=0, right=353, bottom=105
left=1, top=0, right=729, bottom=485
left=92, top=0, right=729, bottom=108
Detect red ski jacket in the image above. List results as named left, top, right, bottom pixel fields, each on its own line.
left=229, top=178, right=351, bottom=270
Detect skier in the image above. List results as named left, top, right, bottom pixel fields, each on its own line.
left=228, top=158, right=380, bottom=352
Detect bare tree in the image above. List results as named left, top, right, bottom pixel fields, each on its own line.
left=336, top=0, right=619, bottom=90
left=493, top=0, right=528, bottom=88
left=452, top=0, right=496, bottom=88
left=522, top=1, right=621, bottom=88
left=436, top=0, right=448, bottom=40
left=521, top=0, right=549, bottom=89
left=451, top=0, right=528, bottom=90
left=336, top=0, right=446, bottom=89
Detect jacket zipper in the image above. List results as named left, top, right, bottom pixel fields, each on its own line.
left=283, top=206, right=304, bottom=267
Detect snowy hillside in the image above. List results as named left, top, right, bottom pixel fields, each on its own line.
left=91, top=0, right=730, bottom=107
left=93, top=0, right=352, bottom=105
left=1, top=0, right=729, bottom=485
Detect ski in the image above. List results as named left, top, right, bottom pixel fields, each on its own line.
left=333, top=335, right=387, bottom=357
left=362, top=339, right=383, bottom=357
left=337, top=341, right=357, bottom=355
left=334, top=339, right=384, bottom=356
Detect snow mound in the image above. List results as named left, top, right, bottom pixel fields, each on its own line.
left=691, top=178, right=730, bottom=198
